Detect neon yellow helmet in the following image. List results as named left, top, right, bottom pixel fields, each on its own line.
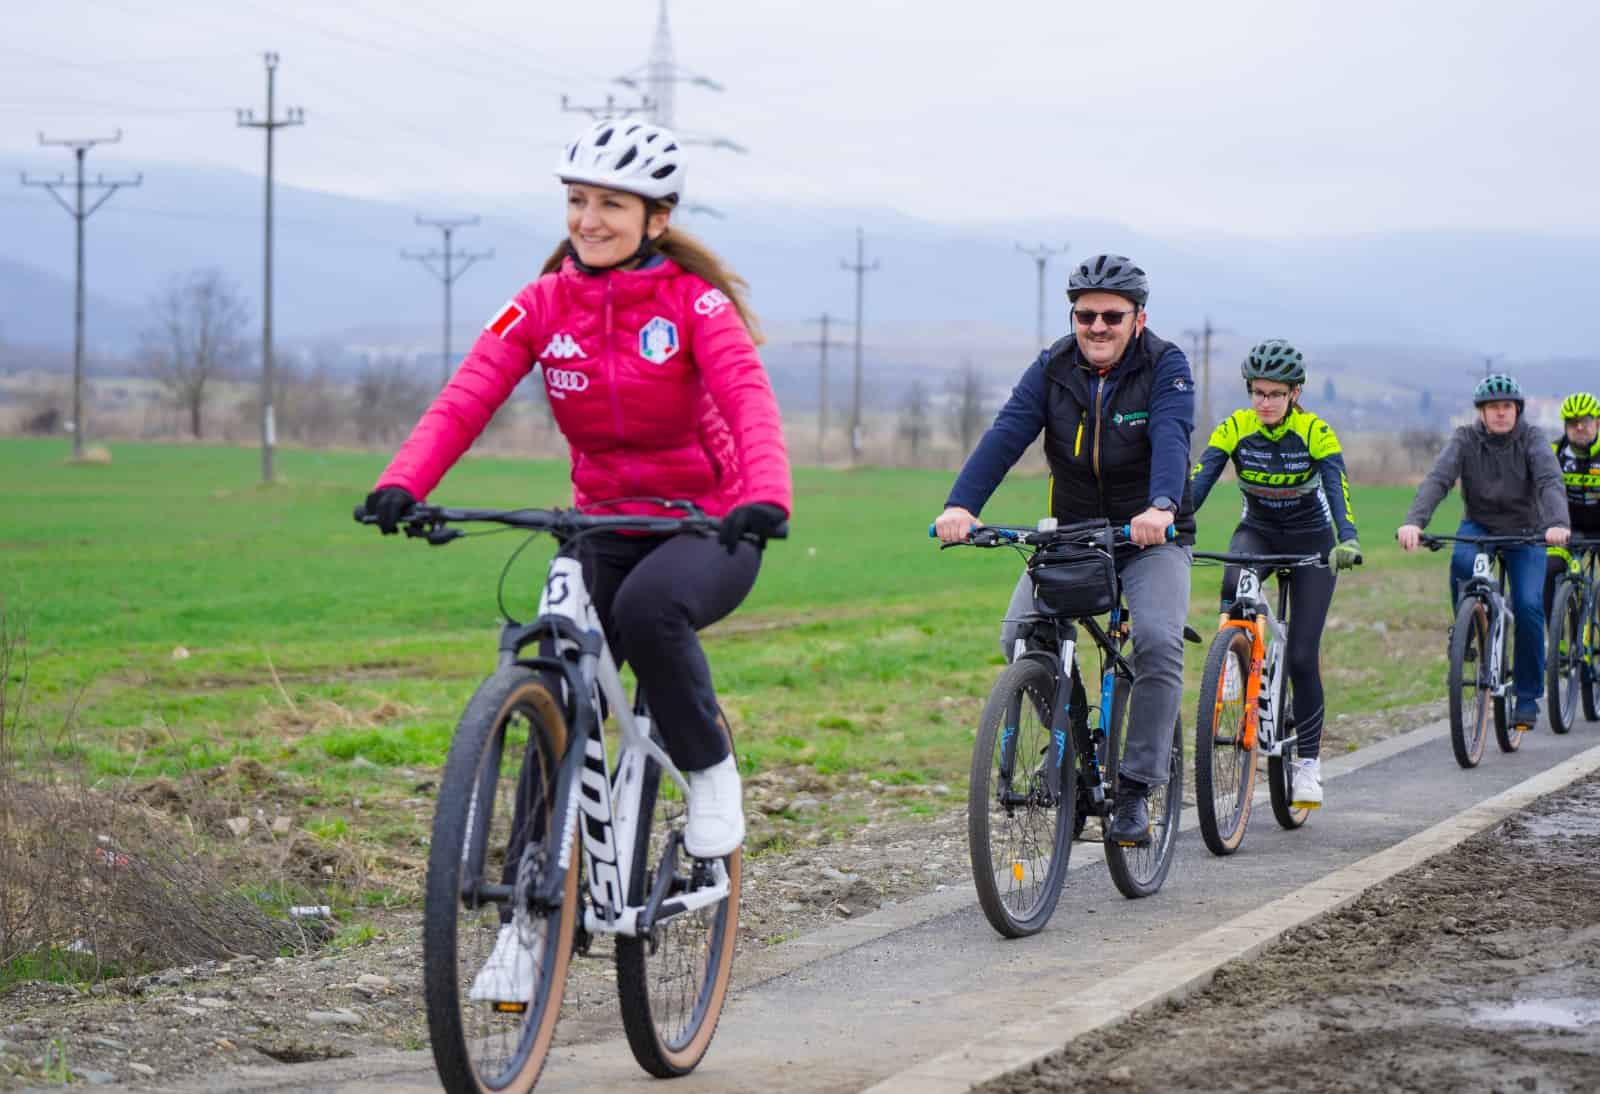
left=1561, top=392, right=1600, bottom=420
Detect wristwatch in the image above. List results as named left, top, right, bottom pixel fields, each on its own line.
left=1150, top=496, right=1178, bottom=513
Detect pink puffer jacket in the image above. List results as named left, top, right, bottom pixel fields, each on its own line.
left=375, top=256, right=792, bottom=519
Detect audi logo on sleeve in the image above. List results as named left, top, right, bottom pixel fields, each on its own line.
left=543, top=367, right=590, bottom=398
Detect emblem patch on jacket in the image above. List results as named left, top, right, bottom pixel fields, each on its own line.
left=694, top=289, right=730, bottom=317
left=484, top=301, right=526, bottom=339
left=639, top=317, right=680, bottom=364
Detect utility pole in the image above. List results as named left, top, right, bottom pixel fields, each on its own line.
left=237, top=52, right=303, bottom=486
left=1482, top=352, right=1503, bottom=378
left=796, top=313, right=851, bottom=466
left=559, top=92, right=653, bottom=119
left=1016, top=242, right=1065, bottom=350
left=840, top=228, right=880, bottom=465
left=1183, top=316, right=1230, bottom=431
left=403, top=216, right=492, bottom=388
left=21, top=131, right=141, bottom=461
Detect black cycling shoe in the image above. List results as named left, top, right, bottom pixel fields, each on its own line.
left=1107, top=784, right=1152, bottom=847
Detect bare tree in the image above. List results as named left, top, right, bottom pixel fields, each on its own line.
left=898, top=379, right=931, bottom=465
left=947, top=360, right=988, bottom=455
left=352, top=356, right=429, bottom=447
left=141, top=269, right=251, bottom=439
left=277, top=344, right=349, bottom=445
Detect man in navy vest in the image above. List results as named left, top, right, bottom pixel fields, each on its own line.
left=934, top=254, right=1196, bottom=846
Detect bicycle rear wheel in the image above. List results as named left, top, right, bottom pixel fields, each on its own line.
left=424, top=667, right=577, bottom=1094
left=1104, top=677, right=1182, bottom=899
left=1584, top=589, right=1600, bottom=723
left=967, top=657, right=1073, bottom=938
left=1494, top=615, right=1525, bottom=753
left=1265, top=681, right=1310, bottom=833
left=1548, top=577, right=1581, bottom=735
left=1194, top=628, right=1256, bottom=856
left=616, top=748, right=740, bottom=1077
left=1448, top=599, right=1491, bottom=768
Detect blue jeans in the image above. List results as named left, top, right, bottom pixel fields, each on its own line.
left=1449, top=520, right=1545, bottom=704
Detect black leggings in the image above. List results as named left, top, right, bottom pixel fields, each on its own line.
left=573, top=530, right=761, bottom=772
left=1220, top=525, right=1337, bottom=760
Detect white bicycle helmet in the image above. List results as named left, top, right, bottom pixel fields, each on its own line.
left=556, top=119, right=686, bottom=205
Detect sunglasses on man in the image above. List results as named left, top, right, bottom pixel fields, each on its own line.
left=1072, top=308, right=1136, bottom=327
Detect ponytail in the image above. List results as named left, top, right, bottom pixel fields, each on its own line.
left=538, top=225, right=765, bottom=345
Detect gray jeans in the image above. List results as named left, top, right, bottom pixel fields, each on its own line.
left=1000, top=542, right=1192, bottom=788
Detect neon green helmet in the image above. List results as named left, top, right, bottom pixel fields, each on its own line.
left=1561, top=392, right=1600, bottom=420
left=1473, top=373, right=1524, bottom=409
left=1240, top=339, right=1306, bottom=385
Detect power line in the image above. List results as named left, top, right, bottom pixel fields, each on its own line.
left=796, top=313, right=852, bottom=466
left=237, top=51, right=305, bottom=486
left=20, top=129, right=142, bottom=461
left=840, top=227, right=880, bottom=465
left=1017, top=242, right=1066, bottom=351
left=402, top=216, right=492, bottom=388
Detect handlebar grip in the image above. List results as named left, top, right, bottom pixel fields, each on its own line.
left=353, top=505, right=373, bottom=524
left=1119, top=524, right=1178, bottom=541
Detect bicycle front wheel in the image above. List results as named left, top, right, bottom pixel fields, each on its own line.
left=1104, top=677, right=1182, bottom=899
left=1448, top=599, right=1491, bottom=768
left=967, top=657, right=1073, bottom=938
left=1548, top=577, right=1581, bottom=735
left=424, top=667, right=577, bottom=1094
left=1267, top=679, right=1309, bottom=830
left=1584, top=589, right=1600, bottom=723
left=615, top=750, right=741, bottom=1077
left=1194, top=628, right=1256, bottom=856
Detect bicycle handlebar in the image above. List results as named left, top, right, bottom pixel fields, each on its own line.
left=1192, top=551, right=1327, bottom=569
left=927, top=517, right=1175, bottom=547
left=353, top=502, right=789, bottom=545
left=1415, top=532, right=1548, bottom=552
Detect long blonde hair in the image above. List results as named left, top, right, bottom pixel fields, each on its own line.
left=539, top=224, right=764, bottom=345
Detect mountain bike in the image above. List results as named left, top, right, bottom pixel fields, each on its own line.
left=1190, top=550, right=1329, bottom=855
left=354, top=500, right=782, bottom=1093
left=936, top=517, right=1195, bottom=938
left=1545, top=537, right=1600, bottom=734
left=1420, top=533, right=1542, bottom=768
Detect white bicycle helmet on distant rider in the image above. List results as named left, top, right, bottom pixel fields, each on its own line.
left=557, top=119, right=686, bottom=207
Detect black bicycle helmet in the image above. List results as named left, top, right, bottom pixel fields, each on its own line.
left=1067, top=254, right=1149, bottom=306
left=1473, top=373, right=1524, bottom=409
left=1241, top=339, right=1306, bottom=385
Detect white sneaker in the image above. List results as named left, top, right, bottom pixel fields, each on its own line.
left=684, top=754, right=745, bottom=859
left=1290, top=757, right=1323, bottom=809
left=468, top=923, right=535, bottom=1004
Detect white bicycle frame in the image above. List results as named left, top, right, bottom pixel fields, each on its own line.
left=1232, top=567, right=1293, bottom=757
left=536, top=555, right=731, bottom=939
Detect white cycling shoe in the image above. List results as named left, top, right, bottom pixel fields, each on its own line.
left=468, top=923, right=535, bottom=1004
left=1290, top=756, right=1323, bottom=809
left=684, top=754, right=745, bottom=859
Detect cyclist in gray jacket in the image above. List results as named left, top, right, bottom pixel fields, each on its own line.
left=1397, top=374, right=1570, bottom=728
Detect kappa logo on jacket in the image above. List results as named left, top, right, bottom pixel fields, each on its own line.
left=540, top=332, right=587, bottom=360
left=639, top=316, right=680, bottom=364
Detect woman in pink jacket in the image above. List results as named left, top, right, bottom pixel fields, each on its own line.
left=363, top=119, right=792, bottom=863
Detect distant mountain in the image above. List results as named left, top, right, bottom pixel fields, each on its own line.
left=4, top=156, right=1598, bottom=395
left=0, top=256, right=144, bottom=355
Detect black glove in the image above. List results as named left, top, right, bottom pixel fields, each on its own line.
left=364, top=486, right=416, bottom=535
left=717, top=503, right=787, bottom=553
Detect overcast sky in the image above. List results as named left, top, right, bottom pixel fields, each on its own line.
left=4, top=0, right=1598, bottom=238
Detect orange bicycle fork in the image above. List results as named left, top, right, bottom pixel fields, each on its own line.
left=1213, top=617, right=1267, bottom=751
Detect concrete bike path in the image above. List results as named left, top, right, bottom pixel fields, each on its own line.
left=140, top=717, right=1600, bottom=1093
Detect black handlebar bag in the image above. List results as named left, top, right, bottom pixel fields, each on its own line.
left=1028, top=541, right=1117, bottom=619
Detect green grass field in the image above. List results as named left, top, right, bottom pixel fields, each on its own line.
left=1, top=436, right=1461, bottom=900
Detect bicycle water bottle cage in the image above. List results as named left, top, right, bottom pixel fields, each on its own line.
left=1029, top=543, right=1116, bottom=619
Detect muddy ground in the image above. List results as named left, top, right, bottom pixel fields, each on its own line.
left=0, top=697, right=1441, bottom=1090
left=985, top=773, right=1600, bottom=1094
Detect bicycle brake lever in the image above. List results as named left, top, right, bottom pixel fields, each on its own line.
left=426, top=527, right=463, bottom=546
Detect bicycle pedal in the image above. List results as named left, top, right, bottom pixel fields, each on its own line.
left=1291, top=801, right=1322, bottom=810
left=491, top=1001, right=528, bottom=1014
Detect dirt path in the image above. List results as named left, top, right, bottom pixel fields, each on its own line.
left=982, top=774, right=1600, bottom=1094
